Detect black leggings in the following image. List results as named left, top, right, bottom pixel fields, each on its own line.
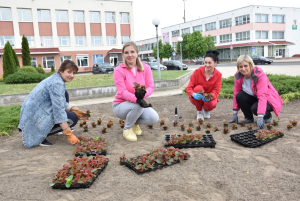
left=48, top=90, right=78, bottom=135
left=236, top=91, right=273, bottom=120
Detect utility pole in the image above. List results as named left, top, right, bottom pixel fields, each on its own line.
left=183, top=0, right=186, bottom=23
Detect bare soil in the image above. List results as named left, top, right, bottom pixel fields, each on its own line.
left=0, top=95, right=299, bottom=201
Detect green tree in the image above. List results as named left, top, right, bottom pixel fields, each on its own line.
left=186, top=31, right=206, bottom=59
left=161, top=42, right=174, bottom=59
left=151, top=39, right=163, bottom=63
left=176, top=33, right=190, bottom=59
left=204, top=34, right=216, bottom=50
left=11, top=46, right=20, bottom=71
left=21, top=35, right=31, bottom=66
left=2, top=42, right=16, bottom=79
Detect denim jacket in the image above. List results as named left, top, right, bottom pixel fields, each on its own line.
left=18, top=73, right=69, bottom=148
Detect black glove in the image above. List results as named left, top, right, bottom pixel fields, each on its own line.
left=135, top=90, right=146, bottom=99
left=136, top=99, right=152, bottom=108
left=228, top=113, right=238, bottom=123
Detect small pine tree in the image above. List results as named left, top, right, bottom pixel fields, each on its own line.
left=2, top=42, right=16, bottom=79
left=51, top=65, right=55, bottom=73
left=11, top=47, right=20, bottom=71
left=21, top=35, right=31, bottom=66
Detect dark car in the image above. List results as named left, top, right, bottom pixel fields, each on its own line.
left=194, top=58, right=204, bottom=65
left=115, top=61, right=124, bottom=67
left=92, top=63, right=114, bottom=74
left=147, top=62, right=167, bottom=70
left=251, top=56, right=273, bottom=65
left=163, top=60, right=188, bottom=70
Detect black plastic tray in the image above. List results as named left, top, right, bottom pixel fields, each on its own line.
left=75, top=150, right=107, bottom=157
left=52, top=161, right=108, bottom=189
left=230, top=130, right=284, bottom=148
left=164, top=135, right=216, bottom=148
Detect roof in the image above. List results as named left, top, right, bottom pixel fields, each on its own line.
left=0, top=47, right=60, bottom=55
left=108, top=48, right=122, bottom=54
left=216, top=41, right=295, bottom=49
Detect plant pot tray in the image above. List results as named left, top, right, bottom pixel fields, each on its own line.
left=230, top=130, right=284, bottom=148
left=164, top=134, right=216, bottom=148
left=75, top=151, right=107, bottom=157
left=52, top=161, right=108, bottom=189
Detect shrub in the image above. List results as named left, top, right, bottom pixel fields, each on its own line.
left=0, top=76, right=3, bottom=82
left=18, top=66, right=37, bottom=73
left=2, top=41, right=16, bottom=79
left=38, top=64, right=42, bottom=67
left=4, top=72, right=52, bottom=84
left=51, top=65, right=55, bottom=73
left=35, top=66, right=45, bottom=74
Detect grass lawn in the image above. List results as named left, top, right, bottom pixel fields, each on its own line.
left=0, top=70, right=191, bottom=95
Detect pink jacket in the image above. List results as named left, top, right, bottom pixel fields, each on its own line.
left=233, top=66, right=284, bottom=116
left=113, top=63, right=154, bottom=103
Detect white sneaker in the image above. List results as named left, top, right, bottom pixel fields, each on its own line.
left=203, top=109, right=211, bottom=119
left=197, top=111, right=204, bottom=121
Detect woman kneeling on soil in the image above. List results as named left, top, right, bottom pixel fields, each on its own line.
left=112, top=41, right=159, bottom=142
left=186, top=50, right=222, bottom=121
left=18, top=60, right=89, bottom=148
left=228, top=55, right=284, bottom=129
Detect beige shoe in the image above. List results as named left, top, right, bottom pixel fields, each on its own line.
left=123, top=128, right=137, bottom=141
left=133, top=124, right=142, bottom=135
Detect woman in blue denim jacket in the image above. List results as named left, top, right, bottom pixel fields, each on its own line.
left=18, top=60, right=89, bottom=148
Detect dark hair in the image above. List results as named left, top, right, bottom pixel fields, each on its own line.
left=58, top=60, right=78, bottom=73
left=204, top=50, right=220, bottom=63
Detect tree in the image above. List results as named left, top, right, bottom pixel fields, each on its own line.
left=204, top=34, right=216, bottom=50
left=2, top=42, right=16, bottom=79
left=151, top=39, right=163, bottom=63
left=161, top=42, right=174, bottom=59
left=11, top=46, right=20, bottom=71
left=21, top=35, right=31, bottom=66
left=186, top=31, right=206, bottom=59
left=176, top=33, right=190, bottom=59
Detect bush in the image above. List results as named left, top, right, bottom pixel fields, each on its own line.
left=35, top=66, right=45, bottom=74
left=4, top=72, right=52, bottom=84
left=0, top=76, right=3, bottom=82
left=38, top=64, right=42, bottom=67
left=51, top=65, right=55, bottom=73
left=18, top=66, right=37, bottom=73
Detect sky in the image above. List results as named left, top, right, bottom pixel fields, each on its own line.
left=130, top=0, right=300, bottom=41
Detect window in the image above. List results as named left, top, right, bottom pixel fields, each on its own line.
left=219, top=18, right=232, bottom=28
left=77, top=55, right=89, bottom=67
left=272, top=15, right=284, bottom=23
left=120, top=13, right=129, bottom=23
left=255, top=31, right=268, bottom=39
left=89, top=11, right=100, bottom=23
left=31, top=57, right=37, bottom=67
left=20, top=36, right=35, bottom=47
left=193, top=25, right=202, bottom=32
left=91, top=36, right=101, bottom=45
left=75, top=36, right=86, bottom=46
left=105, top=12, right=115, bottom=23
left=0, top=36, right=14, bottom=47
left=106, top=36, right=116, bottom=45
left=18, top=8, right=32, bottom=22
left=121, top=36, right=130, bottom=44
left=43, top=57, right=55, bottom=69
left=255, top=14, right=268, bottom=22
left=60, top=56, right=72, bottom=63
left=58, top=36, right=70, bottom=46
left=40, top=36, right=53, bottom=46
left=219, top=34, right=232, bottom=43
left=172, top=30, right=180, bottom=37
left=37, top=9, right=50, bottom=22
left=181, top=28, right=190, bottom=34
left=235, top=14, right=250, bottom=25
left=213, top=36, right=217, bottom=44
left=236, top=31, right=250, bottom=41
left=172, top=42, right=177, bottom=49
left=205, top=22, right=216, bottom=31
left=0, top=7, right=12, bottom=21
left=56, top=10, right=68, bottom=22
left=93, top=55, right=103, bottom=64
left=73, top=11, right=84, bottom=22
left=272, top=31, right=284, bottom=39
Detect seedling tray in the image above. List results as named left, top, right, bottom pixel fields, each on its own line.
left=164, top=134, right=216, bottom=148
left=75, top=151, right=107, bottom=157
left=230, top=129, right=284, bottom=148
left=52, top=161, right=108, bottom=189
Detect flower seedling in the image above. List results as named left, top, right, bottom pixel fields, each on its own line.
left=107, top=121, right=113, bottom=128
left=223, top=121, right=228, bottom=127
left=266, top=123, right=273, bottom=130
left=205, top=128, right=210, bottom=134
left=83, top=125, right=88, bottom=132
left=133, top=82, right=152, bottom=107
left=223, top=127, right=229, bottom=134
left=272, top=119, right=279, bottom=126
left=85, top=110, right=91, bottom=118
left=255, top=129, right=284, bottom=140
left=119, top=154, right=127, bottom=165
left=214, top=126, right=219, bottom=132
left=290, top=119, right=298, bottom=126
left=198, top=118, right=204, bottom=125
left=196, top=124, right=201, bottom=131
left=97, top=118, right=102, bottom=125
left=160, top=119, right=165, bottom=126
left=82, top=120, right=87, bottom=125
left=188, top=121, right=194, bottom=127
left=204, top=92, right=213, bottom=99
left=102, top=127, right=107, bottom=134
left=247, top=124, right=253, bottom=130
left=187, top=127, right=193, bottom=133
left=120, top=123, right=125, bottom=128
left=80, top=122, right=84, bottom=127
left=173, top=120, right=178, bottom=127
left=91, top=122, right=96, bottom=128
left=206, top=122, right=212, bottom=128
left=287, top=124, right=293, bottom=130
left=147, top=125, right=153, bottom=129
left=165, top=134, right=202, bottom=146
left=163, top=124, right=168, bottom=130
left=180, top=124, right=186, bottom=131
left=109, top=120, right=113, bottom=125
left=231, top=123, right=237, bottom=130
left=74, top=136, right=107, bottom=156
left=240, top=121, right=245, bottom=127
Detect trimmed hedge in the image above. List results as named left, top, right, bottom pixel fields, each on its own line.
left=36, top=66, right=45, bottom=74
left=18, top=66, right=37, bottom=73
left=4, top=72, right=52, bottom=84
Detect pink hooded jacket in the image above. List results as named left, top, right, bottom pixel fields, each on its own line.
left=113, top=63, right=154, bottom=104
left=233, top=66, right=284, bottom=116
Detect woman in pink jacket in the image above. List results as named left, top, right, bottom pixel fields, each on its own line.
left=112, top=41, right=159, bottom=141
left=228, top=55, right=284, bottom=129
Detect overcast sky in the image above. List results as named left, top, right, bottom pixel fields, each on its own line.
left=130, top=0, right=300, bottom=41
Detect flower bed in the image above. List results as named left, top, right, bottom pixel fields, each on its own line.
left=74, top=136, right=107, bottom=157
left=164, top=134, right=216, bottom=148
left=51, top=155, right=109, bottom=189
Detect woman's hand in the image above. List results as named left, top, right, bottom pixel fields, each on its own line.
left=193, top=93, right=203, bottom=100
left=257, top=117, right=264, bottom=129
left=70, top=106, right=90, bottom=120
left=202, top=97, right=211, bottom=102
left=135, top=90, right=146, bottom=99
left=63, top=127, right=79, bottom=145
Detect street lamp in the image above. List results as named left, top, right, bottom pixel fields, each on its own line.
left=178, top=36, right=183, bottom=71
left=183, top=0, right=187, bottom=23
left=152, top=18, right=161, bottom=80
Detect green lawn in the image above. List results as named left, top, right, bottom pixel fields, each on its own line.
left=0, top=70, right=191, bottom=95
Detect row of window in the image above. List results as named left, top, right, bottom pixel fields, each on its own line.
left=0, top=35, right=130, bottom=47
left=171, top=13, right=285, bottom=37
left=0, top=7, right=129, bottom=23
left=219, top=31, right=284, bottom=43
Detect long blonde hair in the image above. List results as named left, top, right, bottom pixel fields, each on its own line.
left=236, top=55, right=255, bottom=72
left=122, top=41, right=144, bottom=72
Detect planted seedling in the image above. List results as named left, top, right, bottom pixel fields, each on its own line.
left=290, top=119, right=298, bottom=126
left=173, top=120, right=178, bottom=127
left=205, top=128, right=210, bottom=134
left=223, top=121, right=228, bottom=127
left=287, top=124, right=293, bottom=130
left=120, top=123, right=125, bottom=128
left=91, top=122, right=96, bottom=128
left=160, top=119, right=165, bottom=126
left=82, top=120, right=87, bottom=125
left=198, top=118, right=204, bottom=125
left=206, top=122, right=212, bottom=128
left=231, top=123, right=237, bottom=130
left=102, top=127, right=107, bottom=134
left=272, top=119, right=279, bottom=126
left=266, top=123, right=273, bottom=130
left=107, top=121, right=113, bottom=128
left=83, top=125, right=88, bottom=132
left=223, top=127, right=229, bottom=134
left=80, top=122, right=84, bottom=127
left=180, top=124, right=186, bottom=131
left=97, top=118, right=102, bottom=125
left=187, top=127, right=193, bottom=133
left=85, top=110, right=91, bottom=118
left=163, top=124, right=168, bottom=130
left=188, top=121, right=194, bottom=127
left=214, top=126, right=219, bottom=132
left=147, top=125, right=153, bottom=129
left=240, top=121, right=245, bottom=127
left=119, top=154, right=127, bottom=165
left=196, top=124, right=201, bottom=131
left=247, top=124, right=253, bottom=130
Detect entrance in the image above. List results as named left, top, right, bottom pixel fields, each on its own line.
left=275, top=48, right=285, bottom=58
left=109, top=54, right=118, bottom=66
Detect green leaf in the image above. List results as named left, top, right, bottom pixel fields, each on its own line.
left=65, top=175, right=73, bottom=188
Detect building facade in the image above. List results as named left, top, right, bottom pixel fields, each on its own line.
left=0, top=0, right=134, bottom=76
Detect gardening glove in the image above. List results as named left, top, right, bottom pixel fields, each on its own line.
left=136, top=99, right=152, bottom=108
left=228, top=113, right=238, bottom=123
left=135, top=90, right=146, bottom=99
left=257, top=116, right=265, bottom=129
left=193, top=93, right=203, bottom=100
left=70, top=106, right=89, bottom=120
left=63, top=127, right=79, bottom=145
left=202, top=97, right=211, bottom=102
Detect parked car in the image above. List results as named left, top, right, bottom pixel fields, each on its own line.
left=194, top=58, right=204, bottom=65
left=147, top=57, right=156, bottom=62
left=92, top=63, right=114, bottom=74
left=115, top=61, right=124, bottom=67
left=251, top=56, right=273, bottom=65
left=163, top=60, right=188, bottom=70
left=147, top=62, right=167, bottom=70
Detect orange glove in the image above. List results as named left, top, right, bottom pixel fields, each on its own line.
left=70, top=107, right=89, bottom=120
left=63, top=127, right=79, bottom=145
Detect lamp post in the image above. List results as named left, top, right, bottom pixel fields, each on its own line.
left=183, top=0, right=187, bottom=23
left=152, top=18, right=161, bottom=80
left=178, top=36, right=183, bottom=71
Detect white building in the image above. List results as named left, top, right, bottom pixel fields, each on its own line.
left=0, top=0, right=134, bottom=76
left=138, top=5, right=300, bottom=61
